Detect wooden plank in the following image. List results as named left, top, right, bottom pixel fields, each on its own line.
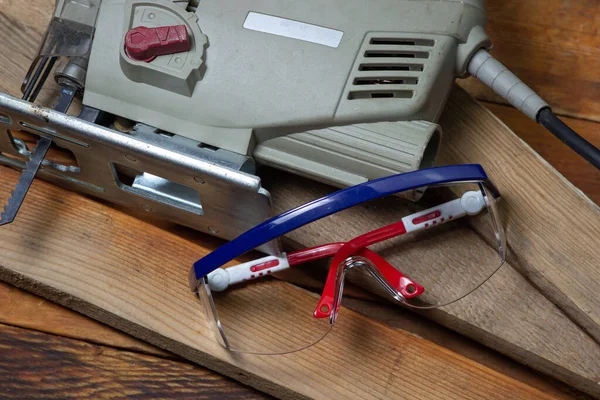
left=458, top=0, right=600, bottom=122
left=439, top=86, right=600, bottom=343
left=0, top=323, right=267, bottom=399
left=268, top=86, right=600, bottom=392
left=0, top=282, right=170, bottom=358
left=343, top=298, right=591, bottom=400
left=0, top=271, right=586, bottom=399
left=482, top=102, right=600, bottom=205
left=265, top=167, right=600, bottom=398
left=0, top=0, right=596, bottom=396
left=0, top=167, right=585, bottom=400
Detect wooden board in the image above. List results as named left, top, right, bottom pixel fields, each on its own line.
left=342, top=298, right=592, bottom=400
left=0, top=281, right=168, bottom=358
left=262, top=84, right=600, bottom=395
left=0, top=166, right=591, bottom=400
left=482, top=103, right=600, bottom=205
left=0, top=0, right=598, bottom=398
left=265, top=161, right=600, bottom=400
left=1, top=161, right=600, bottom=398
left=1, top=282, right=586, bottom=400
left=458, top=0, right=600, bottom=122
left=0, top=323, right=267, bottom=399
left=440, top=86, right=600, bottom=343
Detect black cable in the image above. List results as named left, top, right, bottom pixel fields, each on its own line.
left=537, top=108, right=600, bottom=170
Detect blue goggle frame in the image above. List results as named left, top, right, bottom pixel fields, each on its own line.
left=189, top=164, right=498, bottom=290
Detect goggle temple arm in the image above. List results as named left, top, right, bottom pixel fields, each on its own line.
left=201, top=190, right=487, bottom=320
left=313, top=190, right=487, bottom=318
left=201, top=244, right=421, bottom=298
left=189, top=166, right=492, bottom=292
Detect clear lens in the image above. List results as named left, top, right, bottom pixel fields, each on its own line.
left=340, top=181, right=505, bottom=309
left=199, top=180, right=504, bottom=354
left=400, top=182, right=505, bottom=308
left=200, top=260, right=332, bottom=354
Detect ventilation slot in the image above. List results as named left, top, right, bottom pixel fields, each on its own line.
left=348, top=36, right=432, bottom=101
left=353, top=77, right=418, bottom=86
left=369, top=38, right=435, bottom=46
left=198, top=142, right=219, bottom=151
left=364, top=51, right=429, bottom=59
left=348, top=91, right=413, bottom=100
left=359, top=64, right=423, bottom=72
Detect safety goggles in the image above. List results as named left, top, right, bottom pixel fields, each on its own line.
left=189, top=164, right=506, bottom=354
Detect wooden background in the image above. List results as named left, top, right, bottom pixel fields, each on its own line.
left=0, top=0, right=599, bottom=398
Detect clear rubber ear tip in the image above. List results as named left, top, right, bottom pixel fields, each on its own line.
left=197, top=278, right=230, bottom=349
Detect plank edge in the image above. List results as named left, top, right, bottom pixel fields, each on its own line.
left=446, top=85, right=600, bottom=344
left=423, top=307, right=600, bottom=398
left=2, top=261, right=600, bottom=399
left=0, top=265, right=306, bottom=400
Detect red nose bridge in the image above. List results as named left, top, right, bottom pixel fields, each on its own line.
left=125, top=24, right=191, bottom=62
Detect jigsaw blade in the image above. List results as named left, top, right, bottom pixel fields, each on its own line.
left=0, top=136, right=52, bottom=226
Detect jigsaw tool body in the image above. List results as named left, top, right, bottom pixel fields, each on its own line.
left=3, top=0, right=595, bottom=246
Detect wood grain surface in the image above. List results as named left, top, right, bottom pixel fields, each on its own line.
left=438, top=86, right=600, bottom=344
left=458, top=0, right=600, bottom=122
left=0, top=2, right=56, bottom=107
left=1, top=161, right=599, bottom=398
left=342, top=297, right=592, bottom=400
left=1, top=281, right=587, bottom=400
left=265, top=158, right=600, bottom=398
left=0, top=323, right=267, bottom=399
left=482, top=103, right=600, bottom=205
left=0, top=1, right=599, bottom=399
left=0, top=282, right=169, bottom=358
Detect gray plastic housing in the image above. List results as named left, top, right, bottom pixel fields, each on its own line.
left=255, top=120, right=442, bottom=191
left=84, top=0, right=490, bottom=156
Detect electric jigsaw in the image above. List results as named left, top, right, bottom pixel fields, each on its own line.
left=1, top=0, right=598, bottom=250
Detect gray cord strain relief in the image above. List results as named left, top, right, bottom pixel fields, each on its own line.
left=467, top=49, right=548, bottom=121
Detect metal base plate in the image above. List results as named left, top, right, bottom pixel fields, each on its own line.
left=0, top=93, right=278, bottom=255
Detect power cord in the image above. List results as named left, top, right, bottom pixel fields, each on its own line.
left=468, top=49, right=600, bottom=170
left=537, top=108, right=600, bottom=169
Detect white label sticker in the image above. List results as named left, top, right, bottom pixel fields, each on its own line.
left=243, top=12, right=343, bottom=48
